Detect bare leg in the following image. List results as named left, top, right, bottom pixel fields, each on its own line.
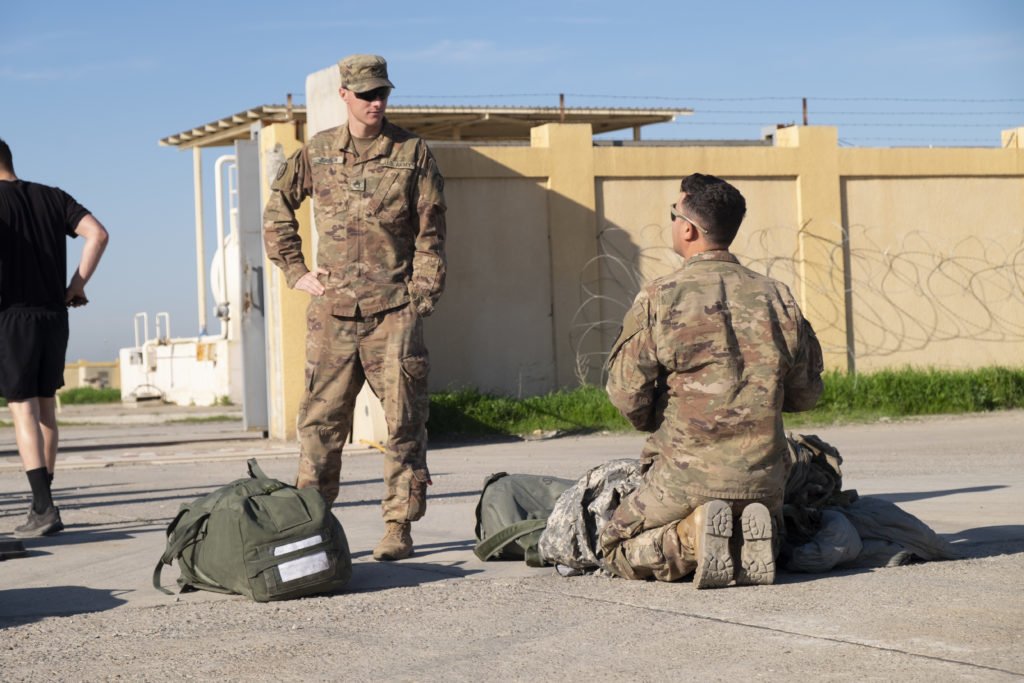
left=9, top=397, right=64, bottom=537
left=8, top=399, right=45, bottom=472
left=38, top=397, right=58, bottom=474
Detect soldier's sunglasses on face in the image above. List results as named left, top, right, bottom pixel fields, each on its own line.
left=670, top=204, right=708, bottom=235
left=355, top=87, right=391, bottom=102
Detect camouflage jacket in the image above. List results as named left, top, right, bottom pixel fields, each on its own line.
left=606, top=250, right=824, bottom=499
left=263, top=119, right=447, bottom=317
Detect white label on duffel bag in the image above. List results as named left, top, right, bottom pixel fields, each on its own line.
left=273, top=534, right=322, bottom=557
left=274, top=535, right=329, bottom=582
left=277, top=551, right=330, bottom=582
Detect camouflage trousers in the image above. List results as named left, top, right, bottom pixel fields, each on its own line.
left=598, top=458, right=783, bottom=582
left=296, top=300, right=430, bottom=522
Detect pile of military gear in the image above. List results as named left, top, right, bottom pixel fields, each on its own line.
left=474, top=434, right=960, bottom=577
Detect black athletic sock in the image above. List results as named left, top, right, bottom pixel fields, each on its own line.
left=26, top=467, right=53, bottom=514
left=48, top=470, right=54, bottom=486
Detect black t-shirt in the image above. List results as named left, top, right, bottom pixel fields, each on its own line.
left=0, top=179, right=89, bottom=310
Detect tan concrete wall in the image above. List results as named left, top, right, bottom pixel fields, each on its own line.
left=843, top=176, right=1024, bottom=371
left=426, top=176, right=555, bottom=395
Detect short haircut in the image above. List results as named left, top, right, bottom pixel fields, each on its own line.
left=0, top=138, right=12, bottom=175
left=680, top=173, right=746, bottom=246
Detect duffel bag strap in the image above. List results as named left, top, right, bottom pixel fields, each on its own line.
left=247, top=459, right=286, bottom=494
left=474, top=519, right=548, bottom=561
left=153, top=513, right=210, bottom=595
left=247, top=458, right=269, bottom=480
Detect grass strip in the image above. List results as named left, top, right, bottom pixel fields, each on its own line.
left=427, top=366, right=1024, bottom=437
left=57, top=387, right=122, bottom=405
left=428, top=385, right=630, bottom=437
left=168, top=415, right=243, bottom=424
left=1, top=387, right=121, bottom=408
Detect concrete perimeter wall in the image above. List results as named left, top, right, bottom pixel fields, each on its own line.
left=257, top=60, right=1024, bottom=438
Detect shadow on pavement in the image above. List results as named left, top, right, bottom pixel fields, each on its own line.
left=335, top=489, right=479, bottom=511
left=345, top=559, right=483, bottom=593
left=12, top=521, right=166, bottom=549
left=0, top=586, right=129, bottom=625
left=1, top=478, right=396, bottom=520
left=350, top=538, right=476, bottom=562
left=0, top=434, right=264, bottom=457
left=943, top=524, right=1024, bottom=558
left=872, top=485, right=1007, bottom=503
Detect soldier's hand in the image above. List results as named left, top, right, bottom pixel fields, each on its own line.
left=410, top=293, right=434, bottom=317
left=294, top=268, right=328, bottom=296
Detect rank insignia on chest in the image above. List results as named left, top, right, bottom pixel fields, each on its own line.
left=350, top=179, right=366, bottom=191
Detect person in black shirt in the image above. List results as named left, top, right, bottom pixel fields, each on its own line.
left=0, top=137, right=109, bottom=538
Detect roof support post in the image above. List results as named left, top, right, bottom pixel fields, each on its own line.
left=192, top=147, right=208, bottom=336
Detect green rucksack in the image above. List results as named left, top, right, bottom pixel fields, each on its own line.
left=473, top=472, right=573, bottom=567
left=153, top=459, right=351, bottom=602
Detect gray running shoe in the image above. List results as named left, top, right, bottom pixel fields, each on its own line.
left=14, top=505, right=64, bottom=539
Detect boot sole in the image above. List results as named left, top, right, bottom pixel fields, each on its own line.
left=736, top=503, right=775, bottom=586
left=372, top=548, right=413, bottom=562
left=693, top=500, right=733, bottom=589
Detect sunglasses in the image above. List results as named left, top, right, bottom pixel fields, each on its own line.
left=670, top=204, right=708, bottom=235
left=354, top=87, right=391, bottom=102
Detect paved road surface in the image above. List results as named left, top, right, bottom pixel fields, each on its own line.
left=1, top=407, right=1022, bottom=681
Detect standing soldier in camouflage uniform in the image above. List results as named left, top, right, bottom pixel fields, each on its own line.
left=263, top=54, right=446, bottom=561
left=599, top=173, right=823, bottom=587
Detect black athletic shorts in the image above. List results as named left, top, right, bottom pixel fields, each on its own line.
left=0, top=307, right=69, bottom=401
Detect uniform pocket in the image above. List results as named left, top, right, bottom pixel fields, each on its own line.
left=367, top=170, right=410, bottom=216
left=400, top=354, right=429, bottom=381
left=397, top=353, right=430, bottom=426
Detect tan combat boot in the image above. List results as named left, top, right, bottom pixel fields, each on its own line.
left=677, top=500, right=734, bottom=589
left=735, top=502, right=776, bottom=586
left=373, top=521, right=413, bottom=561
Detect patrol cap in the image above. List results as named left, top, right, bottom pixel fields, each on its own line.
left=338, top=54, right=395, bottom=93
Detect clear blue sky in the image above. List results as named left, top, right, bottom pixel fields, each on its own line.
left=3, top=0, right=1022, bottom=361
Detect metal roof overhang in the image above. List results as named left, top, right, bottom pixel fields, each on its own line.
left=159, top=105, right=302, bottom=149
left=159, top=105, right=693, bottom=148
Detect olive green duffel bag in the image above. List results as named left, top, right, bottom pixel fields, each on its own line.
left=473, top=471, right=573, bottom=567
left=153, top=459, right=351, bottom=601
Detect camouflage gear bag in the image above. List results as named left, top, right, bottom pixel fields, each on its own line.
left=473, top=472, right=573, bottom=566
left=153, top=459, right=351, bottom=602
